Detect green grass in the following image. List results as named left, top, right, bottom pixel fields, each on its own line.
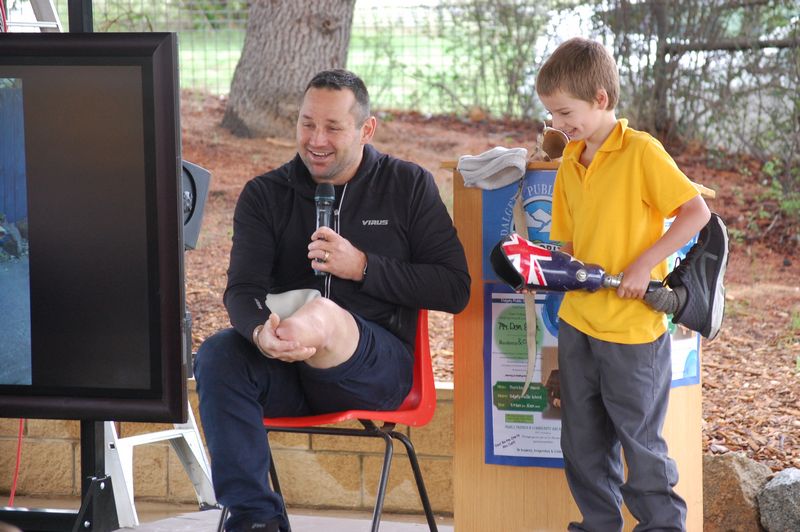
left=177, top=29, right=245, bottom=95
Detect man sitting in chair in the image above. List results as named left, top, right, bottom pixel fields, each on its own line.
left=194, top=69, right=471, bottom=532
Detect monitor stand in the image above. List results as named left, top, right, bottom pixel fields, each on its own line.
left=0, top=421, right=120, bottom=532
left=104, top=405, right=217, bottom=527
left=0, top=406, right=217, bottom=531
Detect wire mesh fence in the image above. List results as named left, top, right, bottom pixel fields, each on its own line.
left=26, top=0, right=552, bottom=117
left=9, top=0, right=796, bottom=188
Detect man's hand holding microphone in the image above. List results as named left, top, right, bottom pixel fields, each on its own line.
left=308, top=183, right=367, bottom=282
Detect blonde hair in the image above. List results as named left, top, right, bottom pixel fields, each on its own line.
left=536, top=37, right=619, bottom=110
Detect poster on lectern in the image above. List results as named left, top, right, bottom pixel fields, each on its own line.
left=484, top=283, right=565, bottom=467
left=481, top=169, right=701, bottom=467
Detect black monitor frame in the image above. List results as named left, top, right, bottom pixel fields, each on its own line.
left=0, top=32, right=186, bottom=423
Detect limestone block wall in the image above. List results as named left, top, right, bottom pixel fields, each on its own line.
left=0, top=382, right=455, bottom=516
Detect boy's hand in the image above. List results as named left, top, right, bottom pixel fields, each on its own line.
left=617, top=261, right=652, bottom=300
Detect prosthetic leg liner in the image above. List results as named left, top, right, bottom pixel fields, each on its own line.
left=458, top=146, right=528, bottom=190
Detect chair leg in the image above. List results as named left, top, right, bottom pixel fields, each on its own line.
left=370, top=431, right=395, bottom=532
left=216, top=506, right=228, bottom=532
left=268, top=447, right=291, bottom=532
left=390, top=431, right=438, bottom=532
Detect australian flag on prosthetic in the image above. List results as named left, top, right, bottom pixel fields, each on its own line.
left=490, top=233, right=608, bottom=293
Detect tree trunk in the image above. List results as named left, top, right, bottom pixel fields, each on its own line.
left=222, top=0, right=356, bottom=139
left=650, top=0, right=671, bottom=139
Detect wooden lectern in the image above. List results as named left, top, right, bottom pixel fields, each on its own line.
left=448, top=161, right=707, bottom=531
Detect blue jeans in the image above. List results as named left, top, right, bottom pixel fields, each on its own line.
left=193, top=314, right=413, bottom=532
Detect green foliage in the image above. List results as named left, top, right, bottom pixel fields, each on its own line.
left=727, top=227, right=746, bottom=244
left=93, top=0, right=157, bottom=31
left=706, top=146, right=737, bottom=171
left=763, top=159, right=800, bottom=219
left=592, top=0, right=800, bottom=240
left=780, top=194, right=800, bottom=220
left=724, top=297, right=750, bottom=319
left=180, top=0, right=248, bottom=30
left=729, top=185, right=745, bottom=206
left=346, top=0, right=577, bottom=117
left=83, top=0, right=247, bottom=32
left=348, top=27, right=411, bottom=110
left=408, top=0, right=567, bottom=118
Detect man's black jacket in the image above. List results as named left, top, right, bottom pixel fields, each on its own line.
left=224, top=144, right=471, bottom=350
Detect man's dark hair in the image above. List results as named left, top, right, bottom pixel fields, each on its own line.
left=304, top=69, right=370, bottom=124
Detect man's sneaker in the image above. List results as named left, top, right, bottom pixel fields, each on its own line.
left=228, top=518, right=282, bottom=532
left=664, top=213, right=729, bottom=340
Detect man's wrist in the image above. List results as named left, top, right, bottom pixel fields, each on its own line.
left=252, top=324, right=275, bottom=358
left=360, top=253, right=368, bottom=282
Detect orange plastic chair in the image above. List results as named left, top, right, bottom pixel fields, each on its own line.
left=217, top=310, right=438, bottom=532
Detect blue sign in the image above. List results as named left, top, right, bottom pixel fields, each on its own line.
left=482, top=169, right=560, bottom=282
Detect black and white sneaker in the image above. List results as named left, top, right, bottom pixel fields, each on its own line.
left=228, top=518, right=282, bottom=532
left=664, top=213, right=729, bottom=340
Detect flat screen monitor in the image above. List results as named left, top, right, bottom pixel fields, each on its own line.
left=0, top=32, right=186, bottom=422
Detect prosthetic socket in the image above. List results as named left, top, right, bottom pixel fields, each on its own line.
left=490, top=233, right=663, bottom=294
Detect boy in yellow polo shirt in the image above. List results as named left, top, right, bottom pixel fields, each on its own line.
left=534, top=37, right=725, bottom=532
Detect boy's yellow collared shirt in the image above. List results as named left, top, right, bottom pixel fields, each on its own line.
left=550, top=119, right=700, bottom=344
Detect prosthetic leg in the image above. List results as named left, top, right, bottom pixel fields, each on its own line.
left=491, top=215, right=729, bottom=341
left=490, top=233, right=664, bottom=294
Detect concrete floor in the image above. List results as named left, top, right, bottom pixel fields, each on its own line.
left=131, top=507, right=453, bottom=532
left=2, top=497, right=453, bottom=532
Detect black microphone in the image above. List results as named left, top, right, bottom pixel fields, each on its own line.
left=314, top=183, right=335, bottom=276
